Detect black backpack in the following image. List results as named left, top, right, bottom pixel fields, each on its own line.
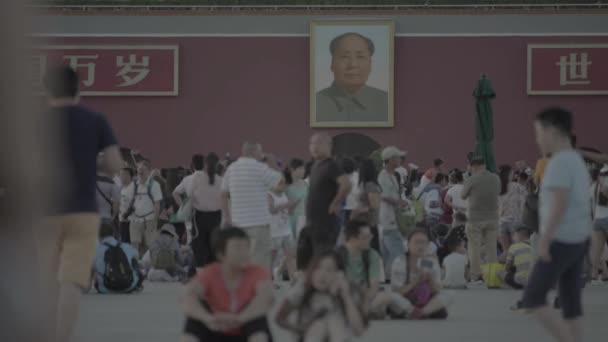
left=337, top=246, right=371, bottom=287
left=102, top=242, right=134, bottom=292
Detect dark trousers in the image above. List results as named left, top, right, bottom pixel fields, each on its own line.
left=296, top=218, right=340, bottom=271
left=370, top=225, right=381, bottom=256
left=119, top=221, right=131, bottom=243
left=184, top=316, right=273, bottom=342
left=191, top=210, right=221, bottom=268
left=522, top=240, right=589, bottom=319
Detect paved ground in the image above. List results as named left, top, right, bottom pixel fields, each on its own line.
left=74, top=282, right=608, bottom=342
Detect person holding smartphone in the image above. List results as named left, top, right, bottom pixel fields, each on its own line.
left=390, top=229, right=452, bottom=319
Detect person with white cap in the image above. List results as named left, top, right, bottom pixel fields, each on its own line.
left=378, top=146, right=409, bottom=279
left=590, top=164, right=608, bottom=284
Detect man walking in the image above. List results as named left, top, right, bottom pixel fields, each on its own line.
left=129, top=160, right=163, bottom=255
left=221, top=142, right=283, bottom=271
left=38, top=65, right=122, bottom=342
left=462, top=155, right=501, bottom=283
left=522, top=108, right=592, bottom=342
left=297, top=132, right=351, bottom=270
left=378, top=146, right=408, bottom=277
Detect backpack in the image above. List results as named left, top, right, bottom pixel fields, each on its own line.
left=102, top=242, right=134, bottom=292
left=152, top=239, right=177, bottom=271
left=337, top=246, right=371, bottom=287
left=126, top=180, right=156, bottom=219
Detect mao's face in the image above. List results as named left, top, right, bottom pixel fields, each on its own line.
left=331, top=35, right=372, bottom=91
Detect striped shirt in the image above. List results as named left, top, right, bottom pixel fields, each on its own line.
left=507, top=241, right=533, bottom=285
left=221, top=157, right=283, bottom=228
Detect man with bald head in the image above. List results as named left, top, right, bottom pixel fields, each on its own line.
left=221, top=141, right=283, bottom=271
left=316, top=32, right=388, bottom=123
left=297, top=133, right=352, bottom=270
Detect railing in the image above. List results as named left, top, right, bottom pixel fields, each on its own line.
left=31, top=1, right=608, bottom=11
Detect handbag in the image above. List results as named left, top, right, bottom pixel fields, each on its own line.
left=481, top=263, right=506, bottom=288
left=175, top=198, right=193, bottom=223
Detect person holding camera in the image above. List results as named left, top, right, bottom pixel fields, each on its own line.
left=390, top=229, right=452, bottom=319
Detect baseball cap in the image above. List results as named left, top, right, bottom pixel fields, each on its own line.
left=382, top=146, right=407, bottom=161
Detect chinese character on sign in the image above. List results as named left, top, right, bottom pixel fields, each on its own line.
left=29, top=55, right=47, bottom=87
left=116, top=54, right=150, bottom=87
left=63, top=55, right=99, bottom=87
left=555, top=52, right=592, bottom=86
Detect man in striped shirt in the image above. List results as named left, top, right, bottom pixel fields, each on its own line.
left=221, top=142, right=283, bottom=271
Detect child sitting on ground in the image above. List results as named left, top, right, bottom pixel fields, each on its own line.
left=442, top=238, right=469, bottom=289
left=499, top=226, right=533, bottom=289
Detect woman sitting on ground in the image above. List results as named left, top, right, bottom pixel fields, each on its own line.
left=390, top=229, right=452, bottom=319
left=275, top=250, right=367, bottom=342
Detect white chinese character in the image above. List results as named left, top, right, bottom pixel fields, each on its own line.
left=30, top=54, right=47, bottom=87
left=116, top=54, right=150, bottom=87
left=556, top=52, right=592, bottom=86
left=63, top=55, right=99, bottom=87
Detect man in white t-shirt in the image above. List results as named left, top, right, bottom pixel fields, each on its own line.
left=127, top=160, right=164, bottom=254
left=221, top=142, right=283, bottom=271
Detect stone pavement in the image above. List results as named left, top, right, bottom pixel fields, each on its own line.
left=74, top=282, right=608, bottom=342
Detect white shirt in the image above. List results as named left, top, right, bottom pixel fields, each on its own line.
left=442, top=252, right=468, bottom=288
left=130, top=177, right=163, bottom=222
left=269, top=192, right=291, bottom=238
left=344, top=172, right=360, bottom=210
left=423, top=188, right=443, bottom=217
left=119, top=182, right=135, bottom=222
left=221, top=157, right=283, bottom=228
left=174, top=171, right=222, bottom=211
left=446, top=184, right=467, bottom=211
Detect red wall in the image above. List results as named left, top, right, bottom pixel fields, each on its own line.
left=45, top=36, right=608, bottom=168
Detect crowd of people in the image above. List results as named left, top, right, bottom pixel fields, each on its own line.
left=39, top=64, right=608, bottom=342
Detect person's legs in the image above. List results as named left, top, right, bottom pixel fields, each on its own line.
left=248, top=225, right=272, bottom=272
left=119, top=221, right=131, bottom=243
left=370, top=225, right=381, bottom=255
left=56, top=213, right=99, bottom=342
left=143, top=219, right=159, bottom=253
left=296, top=226, right=314, bottom=271
left=590, top=230, right=605, bottom=280
left=466, top=222, right=483, bottom=280
left=558, top=242, right=587, bottom=342
left=523, top=242, right=579, bottom=342
left=129, top=220, right=145, bottom=254
left=421, top=292, right=452, bottom=317
left=498, top=222, right=512, bottom=262
left=483, top=222, right=499, bottom=264
left=35, top=217, right=63, bottom=341
left=371, top=292, right=413, bottom=317
left=381, top=229, right=405, bottom=278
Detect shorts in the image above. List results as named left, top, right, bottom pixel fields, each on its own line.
left=522, top=240, right=589, bottom=319
left=130, top=219, right=158, bottom=249
left=37, top=213, right=100, bottom=288
left=183, top=315, right=272, bottom=342
left=593, top=217, right=608, bottom=234
left=499, top=220, right=518, bottom=235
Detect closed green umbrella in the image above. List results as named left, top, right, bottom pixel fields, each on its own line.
left=473, top=74, right=497, bottom=173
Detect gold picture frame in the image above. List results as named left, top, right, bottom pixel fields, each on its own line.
left=310, top=20, right=395, bottom=128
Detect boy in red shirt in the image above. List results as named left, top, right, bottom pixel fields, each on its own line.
left=181, top=226, right=274, bottom=342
